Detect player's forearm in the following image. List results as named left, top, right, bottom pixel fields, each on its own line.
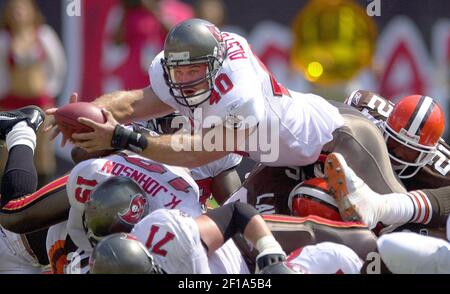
left=143, top=133, right=230, bottom=168
left=92, top=89, right=146, bottom=123
left=243, top=216, right=274, bottom=246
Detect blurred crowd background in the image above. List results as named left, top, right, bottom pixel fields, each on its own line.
left=0, top=0, right=449, bottom=185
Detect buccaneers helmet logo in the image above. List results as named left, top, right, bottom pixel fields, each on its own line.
left=119, top=193, right=147, bottom=225
left=205, top=24, right=223, bottom=42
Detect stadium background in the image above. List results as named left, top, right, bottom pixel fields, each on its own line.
left=0, top=0, right=449, bottom=180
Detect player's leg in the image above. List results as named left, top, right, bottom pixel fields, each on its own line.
left=0, top=106, right=52, bottom=268
left=325, top=152, right=415, bottom=228
left=0, top=106, right=70, bottom=234
left=418, top=186, right=450, bottom=228
left=0, top=106, right=44, bottom=206
left=323, top=103, right=406, bottom=194
left=324, top=152, right=444, bottom=230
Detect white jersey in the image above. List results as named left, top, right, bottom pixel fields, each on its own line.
left=66, top=152, right=203, bottom=254
left=132, top=209, right=249, bottom=274
left=377, top=232, right=450, bottom=274
left=287, top=242, right=363, bottom=274
left=0, top=226, right=43, bottom=274
left=191, top=153, right=242, bottom=203
left=149, top=32, right=343, bottom=167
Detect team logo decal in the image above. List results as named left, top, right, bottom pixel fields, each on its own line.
left=119, top=193, right=147, bottom=225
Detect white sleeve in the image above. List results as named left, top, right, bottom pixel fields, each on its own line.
left=39, top=25, right=67, bottom=97
left=213, top=154, right=242, bottom=177
left=191, top=154, right=242, bottom=180
left=224, top=97, right=265, bottom=130
left=0, top=31, right=10, bottom=98
left=65, top=160, right=100, bottom=253
left=66, top=206, right=93, bottom=254
left=46, top=222, right=68, bottom=259
left=289, top=242, right=363, bottom=274
left=377, top=232, right=450, bottom=274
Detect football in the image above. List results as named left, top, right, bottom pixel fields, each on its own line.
left=54, top=102, right=106, bottom=138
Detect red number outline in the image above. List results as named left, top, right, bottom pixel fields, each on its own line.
left=74, top=176, right=97, bottom=203
left=145, top=225, right=175, bottom=257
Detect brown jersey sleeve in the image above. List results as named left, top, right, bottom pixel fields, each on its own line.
left=403, top=140, right=450, bottom=190
left=345, top=90, right=394, bottom=128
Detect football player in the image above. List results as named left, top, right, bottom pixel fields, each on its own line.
left=344, top=91, right=450, bottom=233
left=0, top=121, right=205, bottom=273
left=85, top=177, right=364, bottom=274
left=235, top=92, right=449, bottom=236
left=345, top=90, right=449, bottom=189
left=83, top=177, right=285, bottom=274
left=47, top=18, right=406, bottom=203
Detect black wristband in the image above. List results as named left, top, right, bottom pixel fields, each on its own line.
left=111, top=125, right=148, bottom=153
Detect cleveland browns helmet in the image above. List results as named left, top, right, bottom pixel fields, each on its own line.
left=383, top=95, right=445, bottom=178
left=89, top=233, right=163, bottom=274
left=162, top=18, right=226, bottom=108
left=84, top=177, right=149, bottom=245
left=288, top=178, right=342, bottom=221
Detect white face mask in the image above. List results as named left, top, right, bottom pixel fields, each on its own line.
left=383, top=124, right=437, bottom=179
left=167, top=63, right=215, bottom=108
left=171, top=88, right=211, bottom=107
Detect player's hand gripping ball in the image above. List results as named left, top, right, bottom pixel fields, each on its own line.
left=54, top=102, right=106, bottom=138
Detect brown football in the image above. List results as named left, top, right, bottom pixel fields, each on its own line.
left=54, top=102, right=106, bottom=138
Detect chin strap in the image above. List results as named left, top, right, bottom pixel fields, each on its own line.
left=111, top=125, right=148, bottom=153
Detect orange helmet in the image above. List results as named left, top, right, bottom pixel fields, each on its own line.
left=288, top=178, right=341, bottom=221
left=384, top=95, right=445, bottom=178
